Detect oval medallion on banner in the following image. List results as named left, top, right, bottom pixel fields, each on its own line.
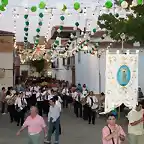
left=117, top=65, right=131, bottom=86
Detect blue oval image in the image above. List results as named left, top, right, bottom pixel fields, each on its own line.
left=117, top=65, right=131, bottom=86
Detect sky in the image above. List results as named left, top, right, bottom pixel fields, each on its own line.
left=0, top=0, right=110, bottom=43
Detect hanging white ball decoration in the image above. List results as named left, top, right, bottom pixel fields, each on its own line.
left=121, top=1, right=128, bottom=9
left=91, top=31, right=94, bottom=35
left=73, top=27, right=77, bottom=30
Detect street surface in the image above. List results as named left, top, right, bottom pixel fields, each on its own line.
left=0, top=108, right=128, bottom=144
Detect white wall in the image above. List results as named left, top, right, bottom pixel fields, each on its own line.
left=0, top=52, right=13, bottom=89
left=52, top=58, right=72, bottom=83
left=75, top=50, right=144, bottom=94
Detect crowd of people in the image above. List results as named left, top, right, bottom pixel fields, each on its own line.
left=0, top=77, right=144, bottom=144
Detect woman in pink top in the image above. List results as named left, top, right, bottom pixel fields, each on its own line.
left=16, top=106, right=47, bottom=144
left=102, top=113, right=126, bottom=144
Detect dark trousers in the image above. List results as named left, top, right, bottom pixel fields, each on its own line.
left=8, top=105, right=15, bottom=122
left=37, top=101, right=43, bottom=116
left=62, top=95, right=68, bottom=108
left=43, top=100, right=49, bottom=116
left=1, top=102, right=5, bottom=113
left=31, top=94, right=36, bottom=106
left=83, top=104, right=89, bottom=120
left=88, top=107, right=96, bottom=124
left=17, top=110, right=25, bottom=126
left=75, top=101, right=82, bottom=117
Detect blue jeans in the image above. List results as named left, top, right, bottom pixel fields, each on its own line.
left=47, top=117, right=60, bottom=144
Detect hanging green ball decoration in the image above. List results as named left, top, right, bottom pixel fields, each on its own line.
left=24, top=14, right=28, bottom=19
left=105, top=0, right=113, bottom=9
left=24, top=37, right=27, bottom=41
left=25, top=33, right=28, bottom=36
left=74, top=2, right=80, bottom=10
left=0, top=5, right=5, bottom=11
left=24, top=27, right=28, bottom=32
left=36, top=35, right=40, bottom=38
left=75, top=22, right=79, bottom=27
left=93, top=28, right=96, bottom=33
left=31, top=6, right=37, bottom=12
left=55, top=40, right=59, bottom=45
left=39, top=1, right=46, bottom=9
left=59, top=26, right=63, bottom=30
left=36, top=28, right=40, bottom=33
left=35, top=39, right=39, bottom=43
left=137, top=0, right=143, bottom=5
left=119, top=0, right=124, bottom=4
left=25, top=21, right=29, bottom=26
left=38, top=21, right=43, bottom=26
left=1, top=0, right=8, bottom=6
left=39, top=13, right=44, bottom=18
left=60, top=16, right=65, bottom=21
left=115, top=13, right=119, bottom=17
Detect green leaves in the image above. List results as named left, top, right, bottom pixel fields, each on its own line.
left=97, top=4, right=144, bottom=44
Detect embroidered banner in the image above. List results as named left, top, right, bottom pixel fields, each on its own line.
left=105, top=50, right=139, bottom=113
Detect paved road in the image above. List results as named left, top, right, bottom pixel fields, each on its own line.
left=0, top=109, right=128, bottom=144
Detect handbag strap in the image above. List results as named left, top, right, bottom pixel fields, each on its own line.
left=107, top=125, right=115, bottom=144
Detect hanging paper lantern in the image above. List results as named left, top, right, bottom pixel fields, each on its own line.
left=36, top=28, right=40, bottom=33
left=55, top=40, right=59, bottom=45
left=38, top=21, right=43, bottom=26
left=24, top=14, right=28, bottom=19
left=105, top=0, right=113, bottom=8
left=137, top=0, right=143, bottom=5
left=74, top=2, right=80, bottom=10
left=25, top=21, right=29, bottom=26
left=75, top=22, right=79, bottom=27
left=24, top=37, right=27, bottom=41
left=24, top=27, right=28, bottom=32
left=39, top=1, right=46, bottom=9
left=93, top=28, right=96, bottom=33
left=25, top=33, right=28, bottom=36
left=60, top=16, right=65, bottom=21
left=115, top=13, right=119, bottom=17
left=31, top=6, right=37, bottom=12
left=121, top=1, right=128, bottom=8
left=1, top=0, right=8, bottom=6
left=39, top=13, right=44, bottom=18
left=119, top=0, right=124, bottom=3
left=59, top=26, right=63, bottom=30
left=0, top=5, right=5, bottom=11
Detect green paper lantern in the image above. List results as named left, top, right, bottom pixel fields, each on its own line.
left=39, top=13, right=44, bottom=18
left=75, top=22, right=79, bottom=27
left=115, top=13, right=119, bottom=17
left=105, top=0, right=113, bottom=9
left=36, top=35, right=40, bottom=38
left=1, top=0, right=8, bottom=6
left=0, top=5, right=5, bottom=11
left=119, top=0, right=124, bottom=4
left=93, top=28, right=96, bottom=33
left=137, top=0, right=143, bottom=5
left=31, top=6, right=37, bottom=12
left=39, top=1, right=46, bottom=9
left=59, top=26, right=63, bottom=30
left=55, top=40, right=59, bottom=45
left=60, top=16, right=65, bottom=21
left=24, top=37, right=27, bottom=41
left=74, top=2, right=80, bottom=10
left=25, top=21, right=29, bottom=26
left=35, top=39, right=39, bottom=43
left=25, top=33, right=28, bottom=36
left=36, top=28, right=40, bottom=33
left=24, top=14, right=28, bottom=19
left=38, top=21, right=43, bottom=26
left=24, top=27, right=28, bottom=32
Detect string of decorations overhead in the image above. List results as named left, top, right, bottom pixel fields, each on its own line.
left=24, top=13, right=29, bottom=48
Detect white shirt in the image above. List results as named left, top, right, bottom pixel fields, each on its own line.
left=127, top=109, right=144, bottom=135
left=62, top=88, right=69, bottom=96
left=56, top=100, right=62, bottom=112
left=72, top=92, right=77, bottom=99
left=48, top=94, right=54, bottom=100
left=48, top=104, right=61, bottom=122
left=75, top=93, right=84, bottom=102
left=25, top=91, right=31, bottom=98
left=15, top=97, right=27, bottom=109
left=36, top=92, right=43, bottom=101
left=86, top=96, right=98, bottom=109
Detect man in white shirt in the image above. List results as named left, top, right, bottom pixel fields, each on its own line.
left=127, top=102, right=144, bottom=144
left=36, top=89, right=43, bottom=116
left=45, top=98, right=61, bottom=144
left=15, top=92, right=27, bottom=126
left=61, top=86, right=69, bottom=108
left=86, top=91, right=98, bottom=125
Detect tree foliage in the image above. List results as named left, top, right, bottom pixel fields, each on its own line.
left=31, top=59, right=45, bottom=73
left=97, top=4, right=144, bottom=44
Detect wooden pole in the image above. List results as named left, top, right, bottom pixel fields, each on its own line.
left=118, top=106, right=121, bottom=119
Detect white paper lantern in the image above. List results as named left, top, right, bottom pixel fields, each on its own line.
left=121, top=1, right=128, bottom=9
left=56, top=3, right=64, bottom=10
